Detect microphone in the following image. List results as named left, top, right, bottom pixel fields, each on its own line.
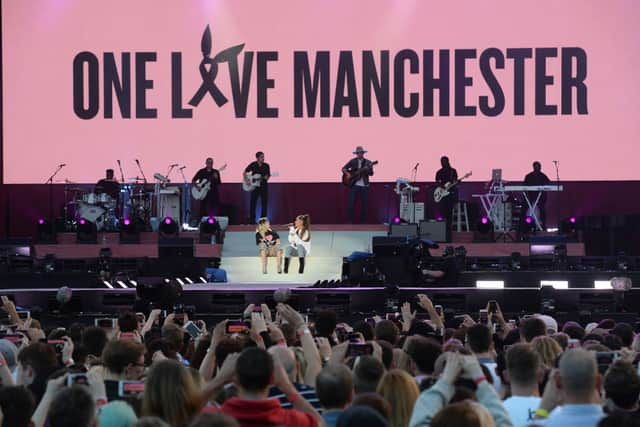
left=413, top=162, right=420, bottom=170
left=59, top=163, right=66, bottom=167
left=179, top=166, right=186, bottom=170
left=135, top=159, right=140, bottom=164
left=117, top=160, right=121, bottom=165
left=170, top=163, right=179, bottom=167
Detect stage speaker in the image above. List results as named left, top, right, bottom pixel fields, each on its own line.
left=388, top=223, right=418, bottom=238
left=419, top=220, right=447, bottom=242
left=372, top=236, right=412, bottom=257
left=158, top=237, right=194, bottom=258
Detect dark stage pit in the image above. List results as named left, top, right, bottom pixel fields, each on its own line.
left=1, top=285, right=638, bottom=329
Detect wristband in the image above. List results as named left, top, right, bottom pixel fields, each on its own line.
left=473, top=376, right=486, bottom=385
left=286, top=392, right=301, bottom=403
left=297, top=328, right=311, bottom=337
left=534, top=408, right=549, bottom=419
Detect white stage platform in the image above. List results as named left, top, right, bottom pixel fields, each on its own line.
left=220, top=229, right=387, bottom=283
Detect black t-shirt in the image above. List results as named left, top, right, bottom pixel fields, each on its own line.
left=435, top=167, right=458, bottom=186
left=193, top=167, right=221, bottom=185
left=524, top=171, right=551, bottom=186
left=95, top=179, right=120, bottom=200
left=244, top=161, right=271, bottom=185
left=256, top=229, right=280, bottom=246
left=435, top=167, right=459, bottom=198
left=524, top=170, right=551, bottom=202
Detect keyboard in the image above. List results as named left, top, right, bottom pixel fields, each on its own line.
left=502, top=185, right=563, bottom=192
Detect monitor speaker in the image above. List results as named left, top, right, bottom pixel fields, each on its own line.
left=388, top=223, right=418, bottom=238
left=419, top=220, right=448, bottom=242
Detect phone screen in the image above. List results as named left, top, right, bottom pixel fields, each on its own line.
left=226, top=321, right=250, bottom=334
left=479, top=309, right=489, bottom=325
left=348, top=343, right=373, bottom=357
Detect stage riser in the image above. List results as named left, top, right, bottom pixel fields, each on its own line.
left=3, top=288, right=638, bottom=323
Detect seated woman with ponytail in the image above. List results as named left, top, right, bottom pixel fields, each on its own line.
left=284, top=214, right=311, bottom=274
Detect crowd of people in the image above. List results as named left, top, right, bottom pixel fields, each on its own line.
left=0, top=293, right=639, bottom=427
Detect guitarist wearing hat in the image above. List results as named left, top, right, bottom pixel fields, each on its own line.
left=192, top=157, right=223, bottom=219
left=342, top=146, right=376, bottom=223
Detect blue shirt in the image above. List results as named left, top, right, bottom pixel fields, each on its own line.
left=322, top=410, right=344, bottom=427
left=540, top=404, right=604, bottom=427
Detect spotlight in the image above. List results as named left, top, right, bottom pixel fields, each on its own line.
left=436, top=216, right=444, bottom=222
left=36, top=218, right=57, bottom=244
left=159, top=216, right=179, bottom=238
left=199, top=216, right=222, bottom=244
left=76, top=218, right=98, bottom=244
left=474, top=217, right=494, bottom=242
left=393, top=216, right=401, bottom=224
left=560, top=216, right=580, bottom=236
left=120, top=217, right=142, bottom=244
left=519, top=215, right=536, bottom=238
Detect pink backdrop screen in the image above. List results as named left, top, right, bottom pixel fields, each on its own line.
left=3, top=0, right=639, bottom=183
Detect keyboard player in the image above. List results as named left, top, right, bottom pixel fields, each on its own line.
left=524, top=161, right=551, bottom=228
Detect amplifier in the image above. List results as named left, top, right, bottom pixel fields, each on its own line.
left=388, top=223, right=419, bottom=238
left=419, top=220, right=448, bottom=242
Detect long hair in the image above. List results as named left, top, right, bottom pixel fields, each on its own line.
left=142, top=359, right=203, bottom=427
left=376, top=369, right=420, bottom=427
left=296, top=214, right=311, bottom=241
left=256, top=217, right=270, bottom=237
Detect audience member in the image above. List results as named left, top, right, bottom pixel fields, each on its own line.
left=377, top=369, right=420, bottom=427
left=502, top=343, right=543, bottom=427
left=316, top=363, right=353, bottom=427
left=353, top=356, right=385, bottom=395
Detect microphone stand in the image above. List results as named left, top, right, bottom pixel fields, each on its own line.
left=45, top=164, right=65, bottom=234
left=411, top=164, right=419, bottom=223
left=117, top=161, right=128, bottom=218
left=135, top=160, right=148, bottom=184
left=554, top=160, right=561, bottom=235
left=178, top=166, right=191, bottom=226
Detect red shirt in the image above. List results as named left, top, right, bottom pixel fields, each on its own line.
left=218, top=397, right=318, bottom=427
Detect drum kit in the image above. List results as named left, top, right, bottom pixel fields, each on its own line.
left=62, top=178, right=155, bottom=232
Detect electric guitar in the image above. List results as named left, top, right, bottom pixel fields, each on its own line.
left=433, top=171, right=472, bottom=202
left=342, top=161, right=379, bottom=186
left=191, top=164, right=227, bottom=200
left=242, top=171, right=279, bottom=192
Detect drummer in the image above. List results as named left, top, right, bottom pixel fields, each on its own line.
left=95, top=169, right=120, bottom=202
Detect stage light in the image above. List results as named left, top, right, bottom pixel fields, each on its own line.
left=525, top=216, right=533, bottom=224
left=102, top=280, right=114, bottom=289
left=393, top=216, right=401, bottom=224
left=120, top=217, right=142, bottom=244
left=436, top=216, right=444, bottom=222
left=560, top=216, right=579, bottom=235
left=76, top=218, right=98, bottom=244
left=159, top=216, right=179, bottom=238
left=199, top=216, right=222, bottom=243
left=594, top=280, right=612, bottom=289
left=474, top=217, right=494, bottom=242
left=476, top=280, right=504, bottom=289
left=540, top=280, right=568, bottom=289
left=36, top=218, right=57, bottom=244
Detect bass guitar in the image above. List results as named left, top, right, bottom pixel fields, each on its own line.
left=433, top=171, right=472, bottom=202
left=342, top=161, right=379, bottom=186
left=191, top=164, right=227, bottom=200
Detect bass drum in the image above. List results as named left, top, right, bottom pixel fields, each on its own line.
left=77, top=202, right=105, bottom=223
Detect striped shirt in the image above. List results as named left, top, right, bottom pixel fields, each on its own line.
left=268, top=383, right=322, bottom=412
